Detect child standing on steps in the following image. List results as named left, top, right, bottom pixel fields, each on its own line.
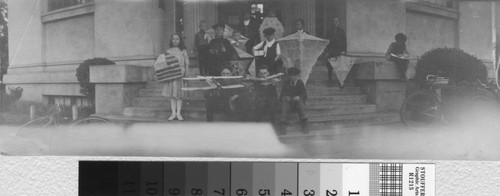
left=162, top=34, right=190, bottom=121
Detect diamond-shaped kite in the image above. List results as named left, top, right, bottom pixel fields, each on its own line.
left=327, top=56, right=356, bottom=87
left=259, top=17, right=284, bottom=42
left=277, top=32, right=329, bottom=84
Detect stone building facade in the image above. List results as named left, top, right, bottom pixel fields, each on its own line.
left=2, top=0, right=497, bottom=109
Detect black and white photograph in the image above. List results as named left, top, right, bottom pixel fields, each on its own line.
left=0, top=0, right=500, bottom=161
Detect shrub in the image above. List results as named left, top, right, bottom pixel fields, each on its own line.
left=76, top=58, right=115, bottom=107
left=7, top=101, right=95, bottom=124
left=78, top=106, right=95, bottom=118
left=0, top=86, right=23, bottom=110
left=415, top=47, right=487, bottom=88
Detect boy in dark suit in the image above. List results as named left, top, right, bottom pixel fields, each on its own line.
left=207, top=23, right=238, bottom=76
left=254, top=66, right=279, bottom=123
left=279, top=67, right=308, bottom=134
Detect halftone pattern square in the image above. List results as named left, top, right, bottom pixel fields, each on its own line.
left=379, top=163, right=402, bottom=196
left=369, top=163, right=380, bottom=196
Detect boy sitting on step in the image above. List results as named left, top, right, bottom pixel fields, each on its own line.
left=278, top=67, right=308, bottom=135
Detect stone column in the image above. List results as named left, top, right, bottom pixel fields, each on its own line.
left=294, top=0, right=316, bottom=36
left=183, top=1, right=218, bottom=56
left=281, top=1, right=294, bottom=34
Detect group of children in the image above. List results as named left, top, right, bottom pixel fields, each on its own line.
left=159, top=13, right=410, bottom=135
left=159, top=12, right=311, bottom=134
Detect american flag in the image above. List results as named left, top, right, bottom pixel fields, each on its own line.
left=153, top=54, right=182, bottom=83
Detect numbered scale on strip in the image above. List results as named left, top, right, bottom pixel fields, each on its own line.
left=80, top=161, right=435, bottom=196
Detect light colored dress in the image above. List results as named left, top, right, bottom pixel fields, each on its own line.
left=162, top=47, right=190, bottom=98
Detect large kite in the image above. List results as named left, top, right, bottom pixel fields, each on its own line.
left=277, top=32, right=329, bottom=84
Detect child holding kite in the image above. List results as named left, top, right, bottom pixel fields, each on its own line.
left=162, top=34, right=190, bottom=121
left=253, top=27, right=283, bottom=75
left=253, top=65, right=279, bottom=123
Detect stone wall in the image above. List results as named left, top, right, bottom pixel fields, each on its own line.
left=406, top=10, right=457, bottom=57
left=8, top=0, right=43, bottom=67
left=346, top=0, right=405, bottom=56
left=459, top=1, right=495, bottom=77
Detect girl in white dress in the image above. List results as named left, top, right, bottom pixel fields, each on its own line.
left=162, top=34, right=190, bottom=120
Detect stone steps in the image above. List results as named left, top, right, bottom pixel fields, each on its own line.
left=132, top=95, right=367, bottom=108
left=281, top=112, right=401, bottom=133
left=99, top=112, right=401, bottom=135
left=113, top=64, right=400, bottom=131
left=123, top=107, right=207, bottom=119
left=139, top=86, right=363, bottom=97
left=123, top=104, right=376, bottom=119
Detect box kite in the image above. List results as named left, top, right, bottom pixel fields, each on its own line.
left=277, top=32, right=329, bottom=84
left=230, top=46, right=255, bottom=77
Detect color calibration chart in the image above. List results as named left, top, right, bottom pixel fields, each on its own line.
left=79, top=161, right=435, bottom=196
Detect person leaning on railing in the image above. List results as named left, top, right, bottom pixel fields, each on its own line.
left=385, top=33, right=410, bottom=81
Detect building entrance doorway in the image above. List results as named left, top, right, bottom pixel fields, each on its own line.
left=217, top=0, right=283, bottom=29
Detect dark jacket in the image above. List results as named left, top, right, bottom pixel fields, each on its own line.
left=325, top=27, right=346, bottom=57
left=280, top=79, right=307, bottom=102
left=385, top=42, right=408, bottom=61
left=207, top=37, right=238, bottom=75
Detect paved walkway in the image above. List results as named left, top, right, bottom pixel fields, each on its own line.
left=1, top=120, right=498, bottom=160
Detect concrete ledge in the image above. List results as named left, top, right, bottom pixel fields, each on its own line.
left=358, top=80, right=406, bottom=112
left=406, top=2, right=458, bottom=19
left=3, top=71, right=78, bottom=84
left=90, top=64, right=150, bottom=115
left=42, top=2, right=94, bottom=23
left=354, top=60, right=401, bottom=80
left=354, top=60, right=407, bottom=112
left=95, top=84, right=144, bottom=115
left=90, top=64, right=152, bottom=83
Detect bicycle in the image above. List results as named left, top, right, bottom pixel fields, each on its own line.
left=16, top=99, right=109, bottom=137
left=400, top=75, right=497, bottom=128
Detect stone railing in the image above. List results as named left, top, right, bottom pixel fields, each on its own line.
left=90, top=64, right=152, bottom=115
left=354, top=60, right=417, bottom=112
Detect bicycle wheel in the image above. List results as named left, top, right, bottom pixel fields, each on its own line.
left=69, top=117, right=109, bottom=128
left=401, top=90, right=442, bottom=128
left=464, top=90, right=498, bottom=119
left=16, top=117, right=53, bottom=137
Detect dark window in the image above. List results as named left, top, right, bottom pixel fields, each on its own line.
left=48, top=0, right=93, bottom=12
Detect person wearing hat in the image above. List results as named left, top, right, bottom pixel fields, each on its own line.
left=278, top=67, right=308, bottom=135
left=252, top=27, right=283, bottom=75
left=238, top=11, right=260, bottom=54
left=194, top=20, right=211, bottom=76
left=207, top=23, right=237, bottom=76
